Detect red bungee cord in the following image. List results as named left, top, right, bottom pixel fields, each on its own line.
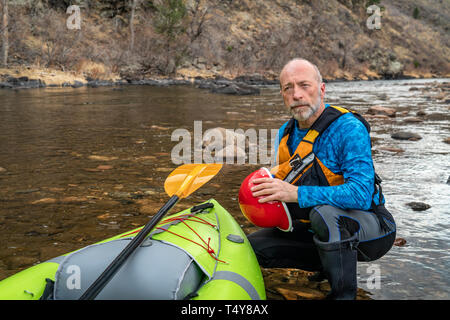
left=120, top=212, right=227, bottom=263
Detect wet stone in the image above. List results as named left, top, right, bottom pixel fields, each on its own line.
left=31, top=198, right=57, bottom=205
left=367, top=106, right=397, bottom=117
left=416, top=110, right=427, bottom=116
left=109, top=191, right=132, bottom=199
left=406, top=202, right=431, bottom=211
left=15, top=188, right=40, bottom=194
left=394, top=238, right=407, bottom=247
left=403, top=117, right=424, bottom=123
left=88, top=155, right=118, bottom=161
left=378, top=146, right=405, bottom=153
left=60, top=196, right=89, bottom=204
left=96, top=165, right=114, bottom=170
left=391, top=132, right=422, bottom=141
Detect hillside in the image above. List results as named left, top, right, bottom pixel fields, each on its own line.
left=1, top=0, right=449, bottom=84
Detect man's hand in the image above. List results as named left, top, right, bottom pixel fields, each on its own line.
left=251, top=178, right=298, bottom=203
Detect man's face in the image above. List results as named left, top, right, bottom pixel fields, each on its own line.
left=279, top=62, right=325, bottom=124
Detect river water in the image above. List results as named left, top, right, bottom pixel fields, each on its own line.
left=0, top=78, right=448, bottom=300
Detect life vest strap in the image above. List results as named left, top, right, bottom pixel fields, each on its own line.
left=284, top=152, right=315, bottom=184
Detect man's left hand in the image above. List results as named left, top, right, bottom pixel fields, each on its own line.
left=251, top=178, right=298, bottom=203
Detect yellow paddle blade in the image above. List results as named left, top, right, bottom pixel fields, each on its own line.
left=164, top=163, right=223, bottom=199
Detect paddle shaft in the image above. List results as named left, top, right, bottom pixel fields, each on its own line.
left=79, top=195, right=179, bottom=300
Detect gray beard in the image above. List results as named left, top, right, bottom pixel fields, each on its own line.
left=290, top=94, right=322, bottom=123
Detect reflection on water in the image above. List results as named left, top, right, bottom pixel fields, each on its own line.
left=0, top=79, right=449, bottom=299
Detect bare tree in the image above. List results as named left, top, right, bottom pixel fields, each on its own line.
left=1, top=0, right=8, bottom=67
left=186, top=0, right=210, bottom=43
left=129, top=0, right=141, bottom=52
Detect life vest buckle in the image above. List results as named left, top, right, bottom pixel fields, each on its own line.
left=289, top=154, right=303, bottom=169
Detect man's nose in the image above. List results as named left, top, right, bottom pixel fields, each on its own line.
left=292, top=85, right=304, bottom=100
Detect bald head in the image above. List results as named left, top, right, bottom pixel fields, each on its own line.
left=278, top=58, right=326, bottom=128
left=279, top=58, right=322, bottom=88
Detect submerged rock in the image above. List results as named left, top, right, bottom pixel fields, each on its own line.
left=15, top=188, right=40, bottom=194
left=377, top=146, right=405, bottom=153
left=31, top=198, right=57, bottom=205
left=60, top=196, right=89, bottom=204
left=4, top=256, right=38, bottom=269
left=406, top=201, right=431, bottom=211
left=416, top=110, right=427, bottom=116
left=391, top=132, right=422, bottom=141
left=88, top=155, right=118, bottom=161
left=96, top=165, right=114, bottom=170
left=367, top=106, right=397, bottom=117
left=403, top=117, right=424, bottom=123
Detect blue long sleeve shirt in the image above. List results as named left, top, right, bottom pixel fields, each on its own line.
left=273, top=104, right=380, bottom=211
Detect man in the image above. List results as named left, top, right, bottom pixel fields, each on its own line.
left=246, top=58, right=396, bottom=300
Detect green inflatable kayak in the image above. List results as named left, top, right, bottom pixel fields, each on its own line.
left=0, top=199, right=265, bottom=300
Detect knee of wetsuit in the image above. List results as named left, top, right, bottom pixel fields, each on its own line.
left=308, top=205, right=332, bottom=242
left=309, top=205, right=360, bottom=243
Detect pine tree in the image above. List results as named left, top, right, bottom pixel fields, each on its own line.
left=413, top=7, right=420, bottom=19
left=153, top=0, right=187, bottom=74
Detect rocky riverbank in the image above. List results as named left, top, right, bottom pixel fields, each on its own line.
left=1, top=64, right=446, bottom=96
left=2, top=0, right=449, bottom=95
left=0, top=66, right=269, bottom=95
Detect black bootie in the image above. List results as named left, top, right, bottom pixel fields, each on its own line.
left=313, top=234, right=359, bottom=300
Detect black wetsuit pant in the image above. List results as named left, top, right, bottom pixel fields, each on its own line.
left=247, top=205, right=396, bottom=271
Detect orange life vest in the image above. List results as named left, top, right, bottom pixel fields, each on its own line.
left=270, top=105, right=372, bottom=220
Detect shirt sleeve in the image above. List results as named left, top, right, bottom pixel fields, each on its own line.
left=297, top=116, right=375, bottom=211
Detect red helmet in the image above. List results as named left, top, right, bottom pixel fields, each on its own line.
left=238, top=167, right=292, bottom=232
